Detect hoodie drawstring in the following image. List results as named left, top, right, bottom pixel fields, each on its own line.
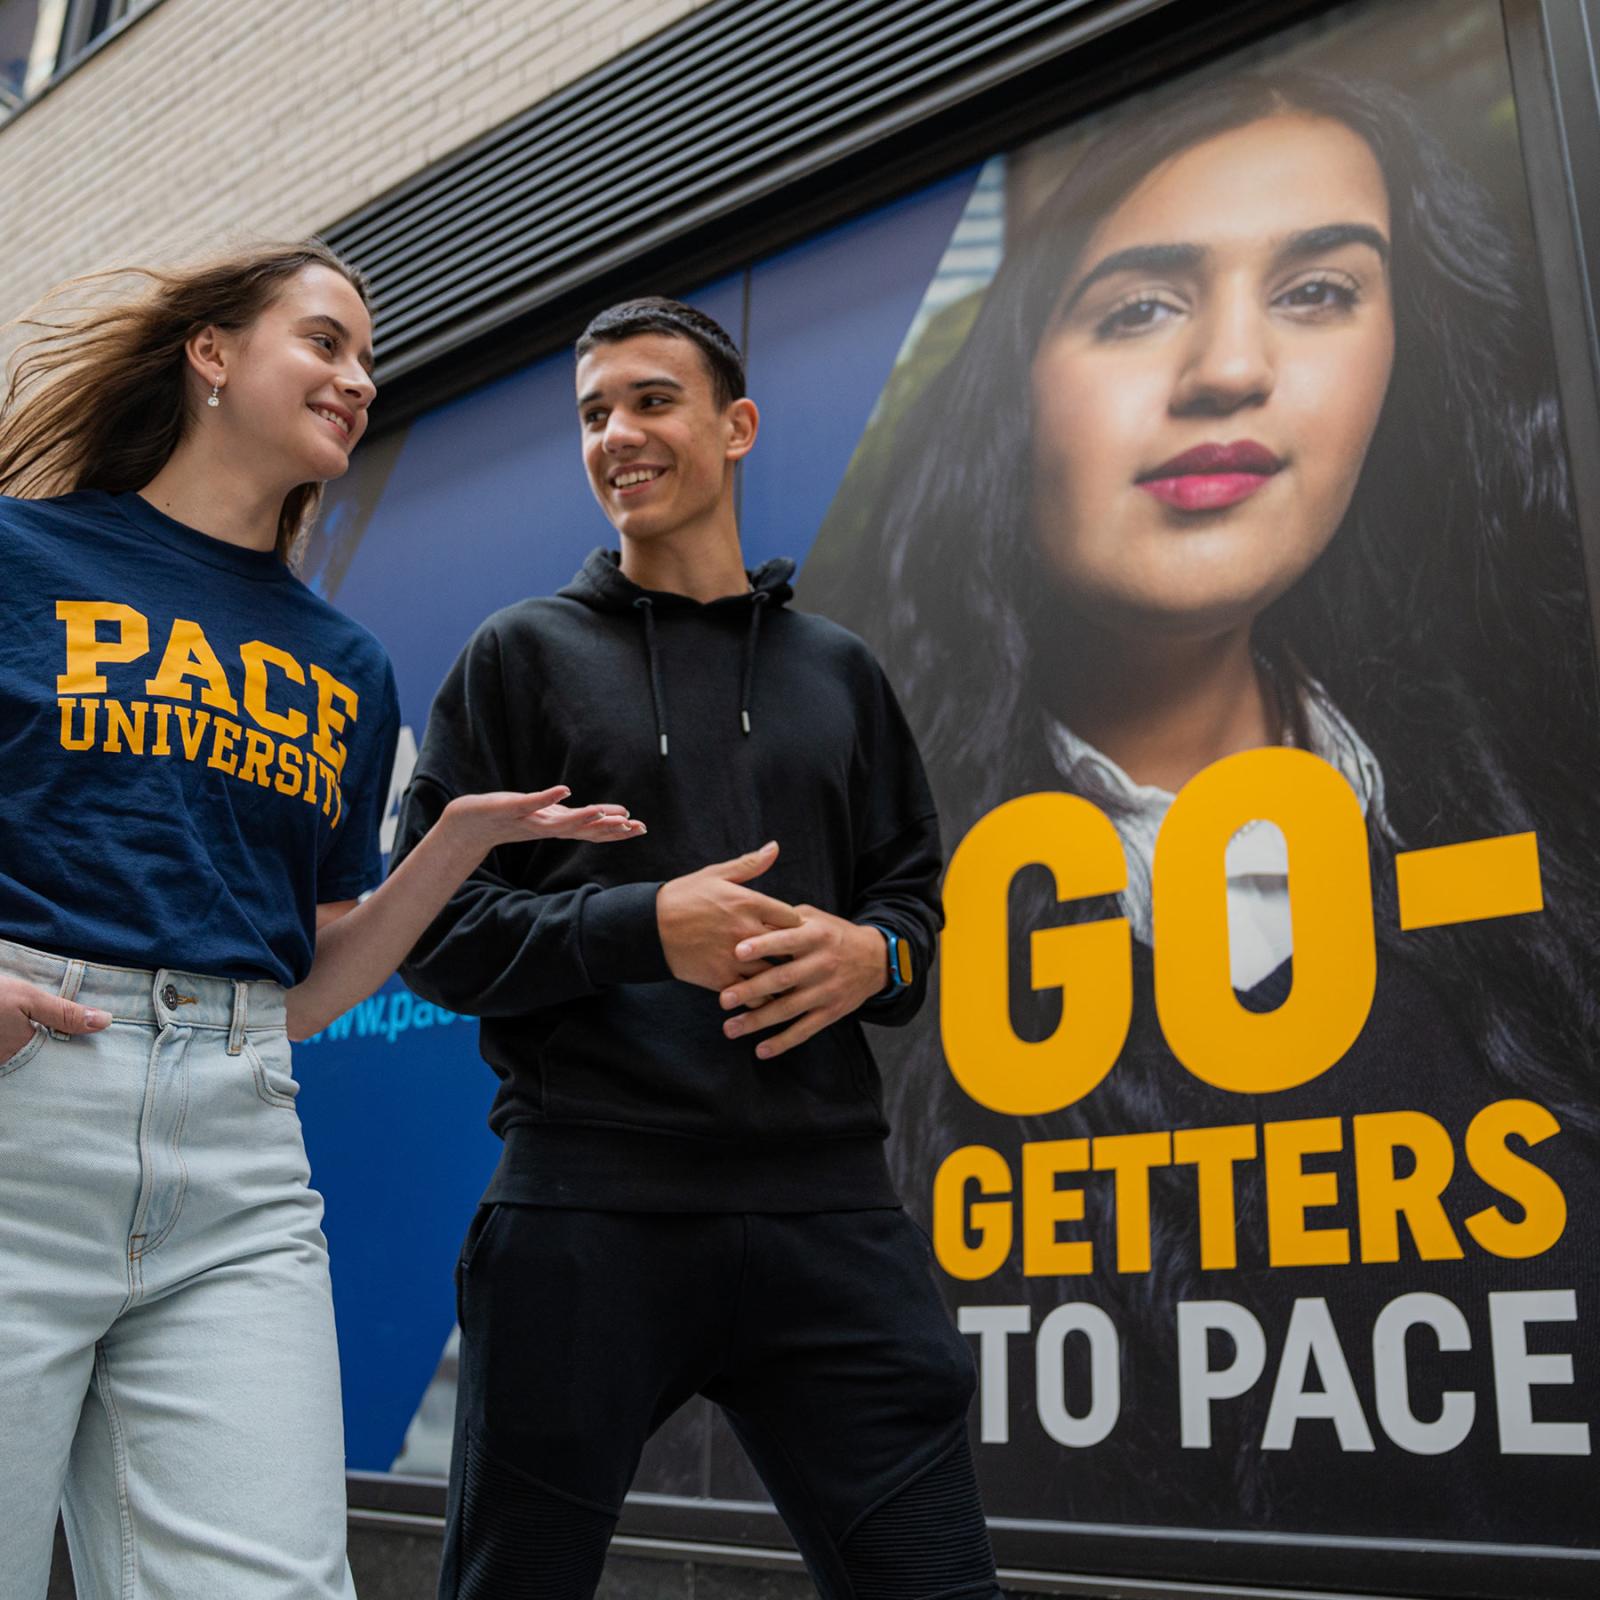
left=740, top=590, right=769, bottom=737
left=634, top=597, right=670, bottom=758
left=634, top=587, right=771, bottom=757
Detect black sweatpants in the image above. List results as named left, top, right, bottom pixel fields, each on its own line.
left=437, top=1205, right=1000, bottom=1600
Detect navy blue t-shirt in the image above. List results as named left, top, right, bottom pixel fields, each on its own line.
left=0, top=490, right=400, bottom=987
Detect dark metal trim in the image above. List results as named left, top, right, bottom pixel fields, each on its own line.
left=606, top=1488, right=1599, bottom=1599
left=332, top=0, right=1179, bottom=378
left=345, top=1483, right=1398, bottom=1599
left=339, top=2, right=1600, bottom=1594
left=346, top=1468, right=1600, bottom=1598
left=1504, top=0, right=1600, bottom=663
left=346, top=1506, right=1405, bottom=1600
left=331, top=0, right=1329, bottom=430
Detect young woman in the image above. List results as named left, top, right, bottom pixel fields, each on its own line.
left=810, top=71, right=1600, bottom=1533
left=0, top=242, right=642, bottom=1599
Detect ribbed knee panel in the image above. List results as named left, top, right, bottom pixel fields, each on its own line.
left=839, top=1436, right=997, bottom=1600
left=454, top=1431, right=616, bottom=1600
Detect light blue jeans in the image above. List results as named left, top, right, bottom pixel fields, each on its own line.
left=0, top=937, right=357, bottom=1599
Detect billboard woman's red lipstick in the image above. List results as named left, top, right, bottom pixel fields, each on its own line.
left=1138, top=440, right=1285, bottom=512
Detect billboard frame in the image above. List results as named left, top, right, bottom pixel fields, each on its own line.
left=341, top=1, right=1600, bottom=1594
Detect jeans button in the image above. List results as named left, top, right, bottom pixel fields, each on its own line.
left=160, top=983, right=179, bottom=1008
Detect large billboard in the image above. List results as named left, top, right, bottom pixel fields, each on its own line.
left=303, top=2, right=1600, bottom=1593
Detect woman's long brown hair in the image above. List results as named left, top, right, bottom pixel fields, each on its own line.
left=0, top=241, right=369, bottom=562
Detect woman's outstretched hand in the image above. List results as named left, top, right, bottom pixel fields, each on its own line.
left=443, top=786, right=646, bottom=852
left=285, top=786, right=645, bottom=1040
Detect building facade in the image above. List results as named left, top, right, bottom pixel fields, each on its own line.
left=11, top=4, right=1600, bottom=1599
left=0, top=0, right=708, bottom=352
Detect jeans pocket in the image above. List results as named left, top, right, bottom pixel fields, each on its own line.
left=243, top=1032, right=298, bottom=1108
left=0, top=1024, right=47, bottom=1080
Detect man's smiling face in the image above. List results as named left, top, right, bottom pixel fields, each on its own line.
left=576, top=332, right=747, bottom=543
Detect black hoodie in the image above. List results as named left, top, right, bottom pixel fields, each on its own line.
left=393, top=549, right=942, bottom=1211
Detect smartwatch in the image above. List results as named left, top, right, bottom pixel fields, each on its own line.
left=868, top=923, right=913, bottom=993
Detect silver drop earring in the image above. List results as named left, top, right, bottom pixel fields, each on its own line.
left=207, top=384, right=221, bottom=408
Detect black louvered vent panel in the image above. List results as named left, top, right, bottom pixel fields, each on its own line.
left=325, top=0, right=1172, bottom=383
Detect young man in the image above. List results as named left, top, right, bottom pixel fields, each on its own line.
left=394, top=297, right=999, bottom=1600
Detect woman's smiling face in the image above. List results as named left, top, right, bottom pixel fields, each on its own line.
left=1028, top=112, right=1395, bottom=639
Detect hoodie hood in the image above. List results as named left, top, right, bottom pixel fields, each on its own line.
left=558, top=547, right=796, bottom=612
left=559, top=547, right=796, bottom=756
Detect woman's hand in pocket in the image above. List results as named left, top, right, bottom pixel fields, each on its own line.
left=0, top=975, right=110, bottom=1063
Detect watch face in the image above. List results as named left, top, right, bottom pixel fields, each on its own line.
left=894, top=939, right=913, bottom=986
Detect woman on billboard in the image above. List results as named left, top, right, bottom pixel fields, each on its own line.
left=0, top=244, right=642, bottom=1598
left=812, top=71, right=1600, bottom=1535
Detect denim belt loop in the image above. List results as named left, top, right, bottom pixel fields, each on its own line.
left=227, top=982, right=248, bottom=1057
left=48, top=961, right=87, bottom=1042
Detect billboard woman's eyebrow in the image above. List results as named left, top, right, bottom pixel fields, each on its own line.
left=1278, top=222, right=1390, bottom=265
left=1058, top=226, right=1388, bottom=317
left=1060, top=243, right=1206, bottom=314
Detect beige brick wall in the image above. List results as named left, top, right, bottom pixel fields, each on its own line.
left=0, top=0, right=712, bottom=335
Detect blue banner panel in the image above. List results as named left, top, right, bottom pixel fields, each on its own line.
left=302, top=190, right=973, bottom=1468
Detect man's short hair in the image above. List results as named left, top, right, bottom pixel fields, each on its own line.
left=575, top=296, right=746, bottom=409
